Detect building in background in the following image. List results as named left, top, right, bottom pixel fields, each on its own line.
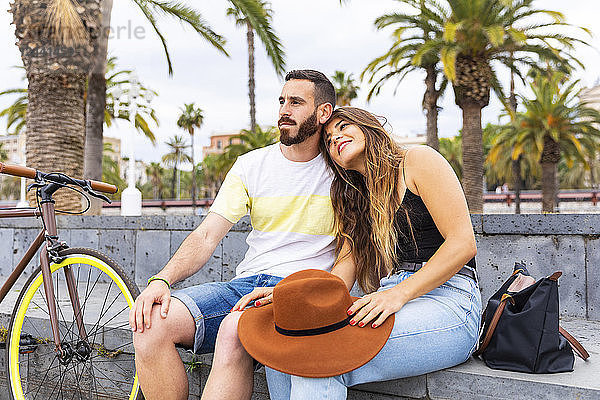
left=0, top=134, right=23, bottom=164
left=202, top=132, right=242, bottom=158
left=394, top=133, right=427, bottom=148
left=104, top=136, right=122, bottom=164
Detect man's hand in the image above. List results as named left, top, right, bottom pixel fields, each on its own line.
left=231, top=287, right=275, bottom=312
left=129, top=280, right=171, bottom=333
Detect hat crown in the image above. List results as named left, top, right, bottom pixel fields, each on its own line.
left=272, top=270, right=353, bottom=331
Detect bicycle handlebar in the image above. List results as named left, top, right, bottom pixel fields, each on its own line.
left=89, top=180, right=118, bottom=194
left=0, top=162, right=118, bottom=194
left=0, top=162, right=36, bottom=179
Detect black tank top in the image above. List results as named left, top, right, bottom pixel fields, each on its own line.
left=394, top=188, right=476, bottom=268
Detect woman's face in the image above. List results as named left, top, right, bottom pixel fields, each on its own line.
left=324, top=117, right=366, bottom=173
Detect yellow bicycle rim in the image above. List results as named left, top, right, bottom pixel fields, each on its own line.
left=8, top=254, right=139, bottom=400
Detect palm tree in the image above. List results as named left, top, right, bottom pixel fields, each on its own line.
left=10, top=0, right=104, bottom=211
left=0, top=143, right=7, bottom=162
left=177, top=103, right=204, bottom=209
left=0, top=59, right=158, bottom=141
left=105, top=58, right=159, bottom=141
left=0, top=91, right=27, bottom=136
left=517, top=72, right=600, bottom=212
left=331, top=71, right=359, bottom=107
left=559, top=157, right=600, bottom=189
left=363, top=0, right=447, bottom=150
left=101, top=142, right=126, bottom=199
left=220, top=125, right=279, bottom=173
left=420, top=0, right=587, bottom=212
left=225, top=125, right=279, bottom=156
left=226, top=1, right=286, bottom=132
left=486, top=122, right=541, bottom=196
left=438, top=135, right=462, bottom=181
left=0, top=58, right=158, bottom=209
left=145, top=162, right=165, bottom=200
left=0, top=67, right=27, bottom=135
left=162, top=135, right=192, bottom=200
left=84, top=0, right=229, bottom=194
left=201, top=153, right=229, bottom=199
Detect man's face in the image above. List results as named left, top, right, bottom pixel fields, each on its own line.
left=278, top=79, right=320, bottom=146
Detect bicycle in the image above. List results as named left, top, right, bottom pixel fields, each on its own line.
left=0, top=162, right=142, bottom=399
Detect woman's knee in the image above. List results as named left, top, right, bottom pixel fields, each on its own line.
left=215, top=312, right=246, bottom=357
left=289, top=375, right=347, bottom=400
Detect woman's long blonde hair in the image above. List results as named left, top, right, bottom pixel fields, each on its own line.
left=321, top=107, right=410, bottom=293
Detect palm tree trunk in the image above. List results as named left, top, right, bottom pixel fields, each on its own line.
left=453, top=55, right=490, bottom=214
left=84, top=0, right=113, bottom=215
left=423, top=65, right=439, bottom=151
left=171, top=165, right=177, bottom=200
left=460, top=103, right=484, bottom=213
left=589, top=157, right=597, bottom=189
left=153, top=177, right=159, bottom=199
left=512, top=157, right=522, bottom=214
left=541, top=136, right=560, bottom=212
left=508, top=63, right=521, bottom=214
left=12, top=0, right=101, bottom=212
left=26, top=73, right=87, bottom=211
left=247, top=21, right=256, bottom=133
left=191, top=132, right=196, bottom=210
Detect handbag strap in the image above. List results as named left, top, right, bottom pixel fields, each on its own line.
left=473, top=296, right=508, bottom=357
left=559, top=326, right=590, bottom=360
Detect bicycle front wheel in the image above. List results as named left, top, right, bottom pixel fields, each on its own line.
left=6, top=247, right=142, bottom=400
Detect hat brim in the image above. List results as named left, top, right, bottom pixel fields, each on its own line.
left=238, top=298, right=394, bottom=378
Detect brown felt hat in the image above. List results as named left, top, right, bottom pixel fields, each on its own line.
left=237, top=269, right=394, bottom=378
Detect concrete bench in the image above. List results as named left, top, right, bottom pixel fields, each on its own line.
left=1, top=214, right=599, bottom=399
left=0, top=317, right=596, bottom=400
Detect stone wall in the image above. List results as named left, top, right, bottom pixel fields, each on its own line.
left=1, top=214, right=598, bottom=320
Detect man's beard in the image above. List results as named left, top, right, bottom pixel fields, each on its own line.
left=279, top=110, right=319, bottom=146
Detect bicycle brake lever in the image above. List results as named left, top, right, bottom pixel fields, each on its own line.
left=26, top=182, right=45, bottom=192
left=82, top=182, right=112, bottom=204
left=88, top=190, right=112, bottom=204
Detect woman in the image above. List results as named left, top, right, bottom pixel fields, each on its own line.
left=233, top=107, right=481, bottom=399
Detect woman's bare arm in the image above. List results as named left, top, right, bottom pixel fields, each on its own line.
left=348, top=145, right=476, bottom=328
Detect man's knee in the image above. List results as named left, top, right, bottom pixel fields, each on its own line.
left=133, top=300, right=195, bottom=357
left=133, top=305, right=171, bottom=357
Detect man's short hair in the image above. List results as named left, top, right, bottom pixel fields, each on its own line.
left=285, top=70, right=336, bottom=109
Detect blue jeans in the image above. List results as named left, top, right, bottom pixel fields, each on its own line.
left=266, top=271, right=482, bottom=400
left=172, top=274, right=283, bottom=354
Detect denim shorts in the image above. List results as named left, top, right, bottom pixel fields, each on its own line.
left=266, top=270, right=482, bottom=400
left=172, top=274, right=283, bottom=354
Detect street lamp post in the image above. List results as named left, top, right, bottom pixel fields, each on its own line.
left=116, top=73, right=142, bottom=216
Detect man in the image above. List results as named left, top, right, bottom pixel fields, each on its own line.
left=130, top=69, right=337, bottom=400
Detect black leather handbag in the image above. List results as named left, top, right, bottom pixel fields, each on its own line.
left=473, top=263, right=589, bottom=373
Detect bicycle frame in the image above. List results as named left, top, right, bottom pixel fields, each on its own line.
left=0, top=201, right=87, bottom=356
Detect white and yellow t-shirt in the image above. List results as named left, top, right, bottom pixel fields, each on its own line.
left=209, top=143, right=336, bottom=278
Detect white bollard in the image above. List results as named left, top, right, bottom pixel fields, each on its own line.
left=121, top=186, right=142, bottom=216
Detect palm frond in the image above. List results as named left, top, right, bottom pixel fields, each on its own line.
left=133, top=0, right=228, bottom=75
left=229, top=0, right=286, bottom=76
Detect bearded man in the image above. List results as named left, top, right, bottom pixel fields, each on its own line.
left=130, top=70, right=337, bottom=400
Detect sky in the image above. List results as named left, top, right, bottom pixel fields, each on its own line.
left=1, top=0, right=599, bottom=166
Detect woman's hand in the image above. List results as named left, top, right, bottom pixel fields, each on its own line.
left=347, top=287, right=407, bottom=328
left=231, top=287, right=275, bottom=312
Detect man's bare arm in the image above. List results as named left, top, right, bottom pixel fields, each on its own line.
left=129, top=212, right=234, bottom=332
